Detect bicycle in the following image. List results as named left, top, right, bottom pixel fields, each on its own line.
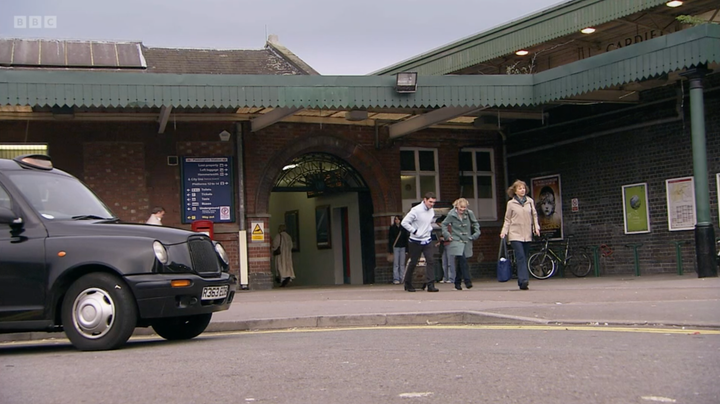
left=527, top=235, right=592, bottom=279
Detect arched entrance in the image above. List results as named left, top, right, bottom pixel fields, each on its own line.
left=268, top=152, right=375, bottom=286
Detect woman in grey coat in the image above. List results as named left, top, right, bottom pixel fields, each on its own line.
left=441, top=198, right=481, bottom=290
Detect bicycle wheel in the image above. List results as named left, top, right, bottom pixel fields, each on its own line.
left=528, top=252, right=555, bottom=279
left=566, top=253, right=592, bottom=277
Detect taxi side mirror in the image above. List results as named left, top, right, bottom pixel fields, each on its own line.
left=0, top=206, right=20, bottom=225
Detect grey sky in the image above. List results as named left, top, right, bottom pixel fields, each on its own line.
left=3, top=0, right=564, bottom=75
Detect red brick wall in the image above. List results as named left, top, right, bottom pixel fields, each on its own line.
left=84, top=142, right=149, bottom=223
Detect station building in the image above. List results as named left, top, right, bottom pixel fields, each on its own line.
left=1, top=0, right=718, bottom=288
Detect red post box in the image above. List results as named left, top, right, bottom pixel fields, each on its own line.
left=191, top=220, right=214, bottom=240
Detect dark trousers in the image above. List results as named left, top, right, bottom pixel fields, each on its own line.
left=404, top=240, right=436, bottom=285
left=454, top=255, right=472, bottom=287
left=510, top=241, right=530, bottom=286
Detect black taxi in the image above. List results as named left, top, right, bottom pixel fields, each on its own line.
left=0, top=155, right=235, bottom=350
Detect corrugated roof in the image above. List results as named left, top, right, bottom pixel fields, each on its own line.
left=1, top=25, right=717, bottom=110
left=371, top=0, right=673, bottom=76
left=533, top=23, right=720, bottom=103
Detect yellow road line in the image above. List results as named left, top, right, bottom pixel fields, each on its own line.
left=212, top=324, right=720, bottom=336
left=2, top=325, right=717, bottom=348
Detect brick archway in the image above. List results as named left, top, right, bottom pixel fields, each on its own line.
left=252, top=132, right=395, bottom=216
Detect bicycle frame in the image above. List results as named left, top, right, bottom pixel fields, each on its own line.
left=539, top=237, right=571, bottom=266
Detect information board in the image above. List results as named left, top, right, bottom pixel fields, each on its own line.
left=181, top=157, right=234, bottom=223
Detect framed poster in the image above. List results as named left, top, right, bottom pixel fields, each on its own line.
left=315, top=205, right=331, bottom=249
left=284, top=210, right=300, bottom=252
left=622, top=183, right=650, bottom=234
left=531, top=174, right=563, bottom=240
left=665, top=176, right=696, bottom=231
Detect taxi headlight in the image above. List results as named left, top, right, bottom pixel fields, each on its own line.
left=214, top=242, right=229, bottom=265
left=153, top=241, right=168, bottom=264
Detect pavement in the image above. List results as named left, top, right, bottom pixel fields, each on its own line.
left=3, top=273, right=719, bottom=343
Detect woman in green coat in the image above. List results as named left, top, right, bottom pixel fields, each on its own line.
left=441, top=198, right=481, bottom=290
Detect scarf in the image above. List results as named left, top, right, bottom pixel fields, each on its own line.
left=514, top=195, right=527, bottom=206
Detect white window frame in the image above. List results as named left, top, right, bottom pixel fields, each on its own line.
left=459, top=148, right=497, bottom=221
left=400, top=148, right=439, bottom=213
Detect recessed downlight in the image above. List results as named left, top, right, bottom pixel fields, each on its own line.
left=515, top=50, right=529, bottom=56
left=581, top=27, right=596, bottom=34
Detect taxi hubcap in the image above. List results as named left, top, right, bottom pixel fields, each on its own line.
left=72, top=288, right=115, bottom=339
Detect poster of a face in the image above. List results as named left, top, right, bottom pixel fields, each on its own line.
left=531, top=174, right=563, bottom=240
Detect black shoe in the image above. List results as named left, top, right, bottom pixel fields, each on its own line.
left=454, top=284, right=462, bottom=291
left=427, top=282, right=439, bottom=292
left=465, top=282, right=473, bottom=289
left=421, top=283, right=427, bottom=290
left=404, top=283, right=416, bottom=292
left=280, top=277, right=290, bottom=287
left=520, top=282, right=529, bottom=290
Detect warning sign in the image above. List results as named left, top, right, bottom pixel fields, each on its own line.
left=251, top=222, right=264, bottom=241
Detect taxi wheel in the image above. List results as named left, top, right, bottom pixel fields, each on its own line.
left=151, top=313, right=212, bottom=341
left=61, top=273, right=137, bottom=351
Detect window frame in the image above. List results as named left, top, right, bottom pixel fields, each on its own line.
left=459, top=147, right=497, bottom=221
left=400, top=147, right=440, bottom=213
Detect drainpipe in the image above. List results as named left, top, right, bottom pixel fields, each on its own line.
left=680, top=65, right=717, bottom=278
left=498, top=129, right=509, bottom=191
left=235, top=122, right=250, bottom=289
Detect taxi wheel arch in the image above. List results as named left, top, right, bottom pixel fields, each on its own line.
left=151, top=313, right=212, bottom=341
left=61, top=272, right=137, bottom=351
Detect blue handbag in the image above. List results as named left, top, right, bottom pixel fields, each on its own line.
left=497, top=238, right=511, bottom=282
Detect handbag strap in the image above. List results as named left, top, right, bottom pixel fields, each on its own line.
left=498, top=237, right=507, bottom=259
left=392, top=230, right=401, bottom=248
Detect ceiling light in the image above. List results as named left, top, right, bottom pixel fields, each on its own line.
left=665, top=1, right=683, bottom=7
left=515, top=50, right=529, bottom=56
left=282, top=164, right=297, bottom=171
left=581, top=27, right=596, bottom=34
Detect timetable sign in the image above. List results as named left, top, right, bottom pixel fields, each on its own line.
left=181, top=157, right=234, bottom=223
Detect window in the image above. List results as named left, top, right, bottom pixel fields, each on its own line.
left=400, top=148, right=439, bottom=213
left=0, top=185, right=11, bottom=210
left=0, top=144, right=48, bottom=160
left=459, top=148, right=496, bottom=220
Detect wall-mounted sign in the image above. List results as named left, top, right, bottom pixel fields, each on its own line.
left=666, top=176, right=696, bottom=231
left=181, top=157, right=234, bottom=224
left=622, top=183, right=650, bottom=234
left=251, top=222, right=264, bottom=242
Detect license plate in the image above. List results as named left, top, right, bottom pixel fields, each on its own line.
left=201, top=285, right=228, bottom=300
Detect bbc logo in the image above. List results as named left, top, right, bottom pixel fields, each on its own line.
left=14, top=16, right=57, bottom=29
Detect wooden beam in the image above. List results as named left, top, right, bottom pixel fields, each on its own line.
left=388, top=106, right=486, bottom=139
left=157, top=105, right=172, bottom=134
left=250, top=107, right=303, bottom=132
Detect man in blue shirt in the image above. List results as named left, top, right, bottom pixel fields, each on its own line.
left=401, top=192, right=439, bottom=292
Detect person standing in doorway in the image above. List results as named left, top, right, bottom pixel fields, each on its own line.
left=146, top=206, right=165, bottom=226
left=442, top=198, right=481, bottom=291
left=500, top=180, right=540, bottom=290
left=401, top=192, right=439, bottom=292
left=388, top=215, right=409, bottom=285
left=272, top=224, right=296, bottom=287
